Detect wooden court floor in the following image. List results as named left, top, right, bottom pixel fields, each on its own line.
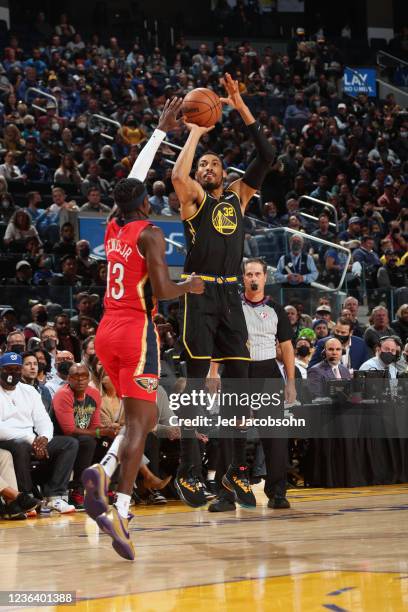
left=0, top=484, right=407, bottom=612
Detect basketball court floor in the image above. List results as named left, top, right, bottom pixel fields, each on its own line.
left=1, top=484, right=407, bottom=611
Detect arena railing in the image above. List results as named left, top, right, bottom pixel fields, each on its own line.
left=25, top=88, right=59, bottom=115
left=248, top=226, right=351, bottom=293
left=89, top=114, right=121, bottom=141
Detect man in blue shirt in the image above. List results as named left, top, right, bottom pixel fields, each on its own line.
left=275, top=234, right=319, bottom=287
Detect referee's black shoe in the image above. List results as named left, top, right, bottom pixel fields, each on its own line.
left=175, top=468, right=206, bottom=508
left=208, top=489, right=236, bottom=512
left=222, top=465, right=256, bottom=508
left=267, top=496, right=291, bottom=509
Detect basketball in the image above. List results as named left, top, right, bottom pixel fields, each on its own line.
left=181, top=88, right=222, bottom=127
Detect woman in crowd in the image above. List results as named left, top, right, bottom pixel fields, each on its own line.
left=53, top=154, right=83, bottom=187
left=3, top=209, right=41, bottom=248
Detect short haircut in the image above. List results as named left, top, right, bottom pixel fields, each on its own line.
left=87, top=186, right=101, bottom=196
left=21, top=350, right=38, bottom=362
left=113, top=178, right=146, bottom=213
left=336, top=317, right=352, bottom=330
left=196, top=151, right=223, bottom=167
left=7, top=331, right=25, bottom=342
left=40, top=325, right=57, bottom=338
left=243, top=258, right=267, bottom=274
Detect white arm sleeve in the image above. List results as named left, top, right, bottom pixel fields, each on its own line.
left=128, top=128, right=166, bottom=181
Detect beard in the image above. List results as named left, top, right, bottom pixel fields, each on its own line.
left=200, top=177, right=223, bottom=191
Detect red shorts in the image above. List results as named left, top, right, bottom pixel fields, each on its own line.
left=95, top=314, right=160, bottom=403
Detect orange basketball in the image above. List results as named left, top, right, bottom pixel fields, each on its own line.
left=181, top=88, right=222, bottom=127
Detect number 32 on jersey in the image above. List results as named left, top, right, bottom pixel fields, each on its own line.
left=106, top=262, right=124, bottom=299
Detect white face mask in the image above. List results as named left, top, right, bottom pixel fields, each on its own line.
left=78, top=122, right=86, bottom=129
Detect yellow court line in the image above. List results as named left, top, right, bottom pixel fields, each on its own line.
left=40, top=570, right=408, bottom=612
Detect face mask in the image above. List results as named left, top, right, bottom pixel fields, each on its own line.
left=401, top=132, right=407, bottom=138
left=37, top=362, right=47, bottom=373
left=9, top=344, right=25, bottom=354
left=78, top=122, right=86, bottom=129
left=365, top=209, right=373, bottom=217
left=79, top=247, right=90, bottom=258
left=291, top=243, right=302, bottom=254
left=2, top=200, right=10, bottom=208
left=43, top=338, right=56, bottom=351
left=36, top=312, right=48, bottom=324
left=297, top=345, right=310, bottom=357
left=0, top=371, right=20, bottom=386
left=380, top=351, right=396, bottom=365
left=52, top=123, right=60, bottom=131
left=57, top=360, right=74, bottom=377
left=334, top=334, right=349, bottom=345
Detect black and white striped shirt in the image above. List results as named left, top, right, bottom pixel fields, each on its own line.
left=241, top=294, right=293, bottom=361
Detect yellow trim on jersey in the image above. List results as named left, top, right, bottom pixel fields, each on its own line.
left=180, top=274, right=238, bottom=284
left=226, top=187, right=241, bottom=203
left=211, top=357, right=251, bottom=362
left=182, top=294, right=212, bottom=360
left=134, top=274, right=148, bottom=376
left=184, top=192, right=207, bottom=222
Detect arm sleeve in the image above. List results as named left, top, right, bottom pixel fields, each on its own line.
left=241, top=122, right=276, bottom=190
left=128, top=129, right=166, bottom=181
left=52, top=388, right=76, bottom=435
left=31, top=391, right=54, bottom=441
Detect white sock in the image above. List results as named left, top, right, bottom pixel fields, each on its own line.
left=115, top=492, right=131, bottom=519
left=100, top=433, right=125, bottom=478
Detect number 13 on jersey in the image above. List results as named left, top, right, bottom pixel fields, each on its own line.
left=106, top=262, right=125, bottom=300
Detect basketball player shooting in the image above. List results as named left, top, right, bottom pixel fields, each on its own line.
left=81, top=98, right=204, bottom=560
left=171, top=73, right=278, bottom=510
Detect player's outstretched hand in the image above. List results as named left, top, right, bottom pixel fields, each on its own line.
left=186, top=273, right=205, bottom=294
left=158, top=97, right=183, bottom=132
left=220, top=72, right=244, bottom=111
left=183, top=119, right=215, bottom=135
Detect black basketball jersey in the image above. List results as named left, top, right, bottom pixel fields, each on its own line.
left=183, top=188, right=244, bottom=276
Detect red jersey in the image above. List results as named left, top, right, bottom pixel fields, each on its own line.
left=103, top=218, right=157, bottom=317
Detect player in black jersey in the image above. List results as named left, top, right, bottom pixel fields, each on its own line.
left=172, top=73, right=277, bottom=510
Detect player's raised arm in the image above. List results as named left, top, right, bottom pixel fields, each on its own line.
left=128, top=97, right=183, bottom=182
left=220, top=73, right=276, bottom=212
left=171, top=123, right=212, bottom=220
left=139, top=225, right=204, bottom=300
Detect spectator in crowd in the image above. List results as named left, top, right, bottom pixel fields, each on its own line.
left=54, top=314, right=81, bottom=361
left=313, top=304, right=334, bottom=330
left=3, top=210, right=41, bottom=248
left=24, top=191, right=43, bottom=224
left=309, top=317, right=368, bottom=371
left=54, top=154, right=82, bottom=188
left=149, top=180, right=169, bottom=214
left=20, top=351, right=52, bottom=414
left=364, top=306, right=395, bottom=356
left=359, top=336, right=400, bottom=379
left=308, top=338, right=352, bottom=397
left=0, top=449, right=42, bottom=520
left=294, top=337, right=312, bottom=379
left=52, top=363, right=118, bottom=509
left=24, top=303, right=49, bottom=340
left=391, top=304, right=408, bottom=345
left=45, top=350, right=74, bottom=399
left=0, top=151, right=24, bottom=180
left=0, top=352, right=78, bottom=513
left=275, top=235, right=318, bottom=287
left=50, top=254, right=84, bottom=289
left=75, top=240, right=97, bottom=282
left=161, top=191, right=180, bottom=217
left=40, top=326, right=59, bottom=376
left=6, top=330, right=26, bottom=354
left=284, top=305, right=302, bottom=338
left=52, top=222, right=76, bottom=258
left=342, top=296, right=366, bottom=338
left=80, top=187, right=111, bottom=213
left=81, top=162, right=110, bottom=197
left=81, top=335, right=95, bottom=368
left=312, top=318, right=329, bottom=340
left=377, top=250, right=407, bottom=289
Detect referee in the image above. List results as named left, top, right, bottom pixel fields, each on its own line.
left=209, top=258, right=296, bottom=511
left=242, top=258, right=295, bottom=509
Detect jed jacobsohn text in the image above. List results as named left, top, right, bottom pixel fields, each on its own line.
left=168, top=390, right=282, bottom=412
left=168, top=414, right=305, bottom=428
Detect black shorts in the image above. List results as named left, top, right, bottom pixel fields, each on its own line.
left=180, top=282, right=250, bottom=361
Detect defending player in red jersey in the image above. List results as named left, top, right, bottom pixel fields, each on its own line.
left=82, top=177, right=203, bottom=560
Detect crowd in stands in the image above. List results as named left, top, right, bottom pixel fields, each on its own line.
left=0, top=13, right=407, bottom=518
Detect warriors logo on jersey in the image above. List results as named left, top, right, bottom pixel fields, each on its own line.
left=212, top=202, right=238, bottom=235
